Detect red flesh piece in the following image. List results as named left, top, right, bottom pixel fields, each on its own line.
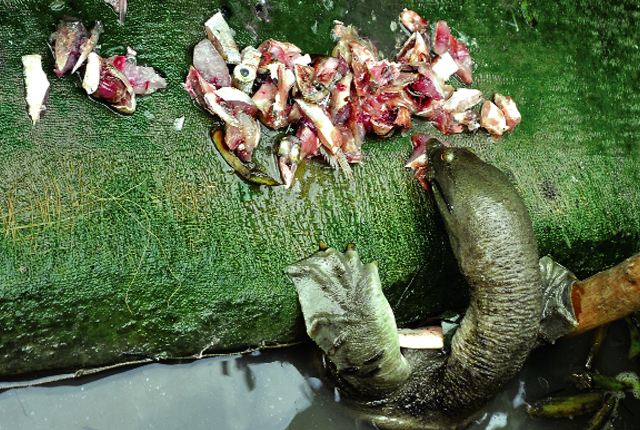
left=94, top=63, right=135, bottom=113
left=225, top=110, right=261, bottom=162
left=50, top=17, right=88, bottom=77
left=295, top=64, right=329, bottom=104
left=405, top=135, right=451, bottom=190
left=297, top=125, right=320, bottom=159
left=433, top=21, right=451, bottom=56
left=105, top=55, right=166, bottom=95
left=258, top=39, right=309, bottom=69
left=192, top=38, right=232, bottom=87
left=369, top=60, right=400, bottom=88
left=183, top=66, right=217, bottom=108
left=419, top=98, right=464, bottom=134
left=448, top=35, right=473, bottom=85
left=480, top=100, right=508, bottom=137
left=314, top=56, right=341, bottom=87
left=337, top=124, right=363, bottom=163
left=252, top=81, right=278, bottom=115
left=351, top=59, right=375, bottom=96
left=397, top=32, right=430, bottom=64
left=410, top=70, right=445, bottom=100
left=400, top=10, right=429, bottom=34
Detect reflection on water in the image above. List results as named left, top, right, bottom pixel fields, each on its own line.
left=1, top=321, right=639, bottom=430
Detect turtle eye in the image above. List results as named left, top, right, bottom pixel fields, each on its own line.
left=441, top=150, right=455, bottom=163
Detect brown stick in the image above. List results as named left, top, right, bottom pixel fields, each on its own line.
left=568, top=253, right=640, bottom=336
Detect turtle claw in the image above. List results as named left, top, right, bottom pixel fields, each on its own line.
left=287, top=246, right=410, bottom=397
left=538, top=255, right=579, bottom=344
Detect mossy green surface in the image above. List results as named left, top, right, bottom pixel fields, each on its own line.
left=0, top=0, right=639, bottom=375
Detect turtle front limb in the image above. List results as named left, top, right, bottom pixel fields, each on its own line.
left=287, top=245, right=410, bottom=397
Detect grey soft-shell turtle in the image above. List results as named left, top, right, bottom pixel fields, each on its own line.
left=287, top=140, right=578, bottom=429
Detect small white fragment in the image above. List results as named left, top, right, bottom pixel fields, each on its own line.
left=475, top=413, right=489, bottom=425
left=306, top=377, right=323, bottom=390
left=82, top=52, right=101, bottom=95
left=232, top=46, right=261, bottom=93
left=512, top=380, right=527, bottom=408
left=444, top=88, right=483, bottom=113
left=214, top=87, right=256, bottom=106
left=431, top=52, right=459, bottom=81
left=205, top=12, right=242, bottom=64
left=485, top=412, right=508, bottom=430
left=398, top=326, right=444, bottom=349
left=173, top=116, right=185, bottom=131
left=22, top=54, right=50, bottom=125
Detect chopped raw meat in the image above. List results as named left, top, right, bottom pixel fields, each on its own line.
left=448, top=35, right=473, bottom=85
left=494, top=93, right=521, bottom=131
left=193, top=38, right=231, bottom=88
left=82, top=52, right=101, bottom=94
left=22, top=54, right=50, bottom=124
left=481, top=100, right=509, bottom=137
left=431, top=52, right=459, bottom=81
left=205, top=12, right=241, bottom=64
left=444, top=88, right=483, bottom=113
left=433, top=21, right=451, bottom=55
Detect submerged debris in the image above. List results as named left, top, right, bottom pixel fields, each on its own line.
left=22, top=54, right=50, bottom=125
left=526, top=392, right=605, bottom=418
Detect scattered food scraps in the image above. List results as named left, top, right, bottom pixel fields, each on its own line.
left=185, top=9, right=521, bottom=188
left=48, top=16, right=166, bottom=114
left=22, top=54, right=50, bottom=125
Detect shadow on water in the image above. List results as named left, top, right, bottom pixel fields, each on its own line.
left=1, top=320, right=640, bottom=430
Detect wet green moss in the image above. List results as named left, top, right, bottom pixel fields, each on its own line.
left=1, top=0, right=639, bottom=375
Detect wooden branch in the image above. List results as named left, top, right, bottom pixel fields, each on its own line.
left=569, top=253, right=640, bottom=336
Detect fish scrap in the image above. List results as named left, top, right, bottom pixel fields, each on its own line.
left=22, top=54, right=50, bottom=125
left=185, top=10, right=521, bottom=188
left=48, top=16, right=166, bottom=114
left=103, top=0, right=127, bottom=25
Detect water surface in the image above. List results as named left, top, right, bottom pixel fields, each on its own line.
left=2, top=320, right=639, bottom=430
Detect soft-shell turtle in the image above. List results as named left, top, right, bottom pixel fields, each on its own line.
left=287, top=140, right=578, bottom=429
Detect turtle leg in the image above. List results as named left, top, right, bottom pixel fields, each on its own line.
left=538, top=255, right=579, bottom=344
left=287, top=245, right=410, bottom=397
left=539, top=253, right=640, bottom=340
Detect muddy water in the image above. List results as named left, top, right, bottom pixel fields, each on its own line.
left=1, top=320, right=639, bottom=430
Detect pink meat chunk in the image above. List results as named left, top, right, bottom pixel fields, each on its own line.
left=433, top=21, right=451, bottom=55
left=480, top=100, right=509, bottom=136
left=494, top=93, right=521, bottom=131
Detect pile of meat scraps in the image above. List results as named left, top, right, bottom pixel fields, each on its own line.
left=184, top=10, right=521, bottom=187
left=48, top=16, right=166, bottom=114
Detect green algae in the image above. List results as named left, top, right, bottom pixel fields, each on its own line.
left=0, top=0, right=639, bottom=375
